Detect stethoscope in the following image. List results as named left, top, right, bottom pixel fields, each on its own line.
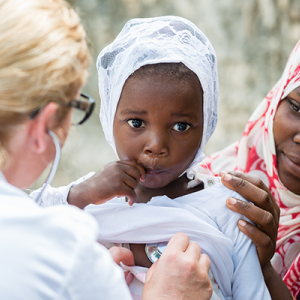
left=34, top=131, right=61, bottom=204
left=145, top=241, right=169, bottom=263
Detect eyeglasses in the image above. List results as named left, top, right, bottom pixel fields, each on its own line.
left=29, top=92, right=95, bottom=126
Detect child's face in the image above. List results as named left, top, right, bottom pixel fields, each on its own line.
left=113, top=74, right=203, bottom=189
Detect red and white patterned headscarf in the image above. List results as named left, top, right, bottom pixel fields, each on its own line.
left=200, top=40, right=300, bottom=297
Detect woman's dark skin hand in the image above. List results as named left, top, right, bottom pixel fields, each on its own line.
left=67, top=160, right=146, bottom=209
left=219, top=170, right=279, bottom=268
left=220, top=171, right=293, bottom=300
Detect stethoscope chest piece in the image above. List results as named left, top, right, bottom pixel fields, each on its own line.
left=145, top=241, right=168, bottom=263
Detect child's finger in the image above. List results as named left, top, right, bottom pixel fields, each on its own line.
left=127, top=195, right=136, bottom=206
left=118, top=184, right=137, bottom=206
left=118, top=162, right=142, bottom=182
left=119, top=160, right=147, bottom=181
left=121, top=171, right=140, bottom=189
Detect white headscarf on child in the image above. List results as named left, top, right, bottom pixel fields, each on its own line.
left=97, top=16, right=219, bottom=174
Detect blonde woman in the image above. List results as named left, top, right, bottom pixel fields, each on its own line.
left=0, top=0, right=214, bottom=299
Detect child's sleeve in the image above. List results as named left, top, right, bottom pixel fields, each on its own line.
left=218, top=191, right=271, bottom=300
left=29, top=172, right=95, bottom=207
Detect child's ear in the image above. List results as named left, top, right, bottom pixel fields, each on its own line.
left=29, top=102, right=59, bottom=154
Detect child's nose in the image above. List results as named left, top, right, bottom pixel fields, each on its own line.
left=143, top=132, right=168, bottom=157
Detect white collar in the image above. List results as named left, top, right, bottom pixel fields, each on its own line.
left=0, top=171, right=7, bottom=183
left=0, top=171, right=33, bottom=201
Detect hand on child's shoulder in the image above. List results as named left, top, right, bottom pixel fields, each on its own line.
left=219, top=171, right=279, bottom=269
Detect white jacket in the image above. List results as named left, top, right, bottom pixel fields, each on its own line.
left=0, top=173, right=132, bottom=300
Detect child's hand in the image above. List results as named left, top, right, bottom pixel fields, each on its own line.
left=219, top=171, right=280, bottom=269
left=67, top=160, right=146, bottom=208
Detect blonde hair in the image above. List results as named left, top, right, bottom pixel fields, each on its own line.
left=0, top=0, right=90, bottom=169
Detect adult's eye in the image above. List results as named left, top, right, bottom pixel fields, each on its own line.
left=173, top=122, right=191, bottom=132
left=127, top=119, right=145, bottom=128
left=288, top=99, right=300, bottom=113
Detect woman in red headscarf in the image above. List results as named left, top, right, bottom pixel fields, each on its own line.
left=200, top=40, right=300, bottom=298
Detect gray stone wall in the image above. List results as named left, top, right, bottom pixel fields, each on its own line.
left=31, top=0, right=300, bottom=189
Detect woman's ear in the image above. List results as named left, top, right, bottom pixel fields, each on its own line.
left=30, top=102, right=59, bottom=154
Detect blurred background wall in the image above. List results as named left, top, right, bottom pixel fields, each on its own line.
left=32, top=0, right=300, bottom=189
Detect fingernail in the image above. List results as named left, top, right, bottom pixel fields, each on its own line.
left=238, top=219, right=247, bottom=227
left=125, top=272, right=134, bottom=284
left=228, top=197, right=236, bottom=205
left=223, top=174, right=233, bottom=181
left=219, top=171, right=227, bottom=176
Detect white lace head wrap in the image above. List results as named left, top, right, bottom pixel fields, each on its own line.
left=97, top=16, right=219, bottom=172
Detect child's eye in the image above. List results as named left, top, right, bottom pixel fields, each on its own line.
left=127, top=119, right=145, bottom=128
left=288, top=99, right=300, bottom=113
left=173, top=122, right=191, bottom=132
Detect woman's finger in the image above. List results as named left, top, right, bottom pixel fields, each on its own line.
left=185, top=241, right=201, bottom=262
left=226, top=197, right=277, bottom=241
left=237, top=219, right=274, bottom=266
left=198, top=253, right=211, bottom=273
left=220, top=171, right=280, bottom=223
left=109, top=246, right=135, bottom=266
left=145, top=260, right=159, bottom=283
left=163, top=232, right=190, bottom=255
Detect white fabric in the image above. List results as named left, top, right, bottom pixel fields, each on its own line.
left=30, top=172, right=95, bottom=207
left=97, top=16, right=219, bottom=171
left=85, top=184, right=271, bottom=300
left=0, top=173, right=132, bottom=300
left=281, top=78, right=300, bottom=99
left=119, top=263, right=225, bottom=300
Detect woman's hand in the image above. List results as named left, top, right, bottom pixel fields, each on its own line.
left=109, top=246, right=135, bottom=285
left=67, top=160, right=146, bottom=209
left=219, top=171, right=280, bottom=269
left=143, top=233, right=213, bottom=300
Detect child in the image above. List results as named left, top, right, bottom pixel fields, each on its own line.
left=83, top=16, right=271, bottom=300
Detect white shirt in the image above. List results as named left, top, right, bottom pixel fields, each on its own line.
left=34, top=173, right=271, bottom=300
left=86, top=184, right=271, bottom=300
left=0, top=173, right=132, bottom=300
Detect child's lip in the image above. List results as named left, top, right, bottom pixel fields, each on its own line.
left=146, top=168, right=165, bottom=175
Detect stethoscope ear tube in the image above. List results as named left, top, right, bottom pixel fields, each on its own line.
left=34, top=130, right=61, bottom=204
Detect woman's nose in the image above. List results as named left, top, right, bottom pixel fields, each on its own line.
left=143, top=132, right=168, bottom=157
left=294, top=132, right=300, bottom=144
